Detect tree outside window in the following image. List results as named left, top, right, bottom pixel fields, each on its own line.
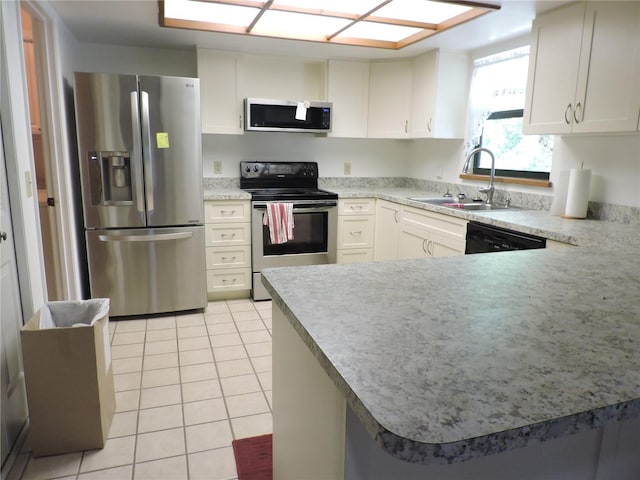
left=467, top=47, right=553, bottom=180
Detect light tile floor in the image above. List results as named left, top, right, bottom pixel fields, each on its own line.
left=9, top=299, right=273, bottom=480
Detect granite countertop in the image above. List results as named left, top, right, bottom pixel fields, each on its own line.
left=261, top=246, right=640, bottom=465
left=203, top=185, right=640, bottom=247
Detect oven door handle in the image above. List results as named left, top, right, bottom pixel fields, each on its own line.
left=253, top=201, right=337, bottom=210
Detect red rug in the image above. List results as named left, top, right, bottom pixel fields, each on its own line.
left=232, top=434, right=273, bottom=480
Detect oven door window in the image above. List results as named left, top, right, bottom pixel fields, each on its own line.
left=262, top=211, right=328, bottom=255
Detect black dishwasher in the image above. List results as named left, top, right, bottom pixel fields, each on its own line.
left=465, top=221, right=546, bottom=254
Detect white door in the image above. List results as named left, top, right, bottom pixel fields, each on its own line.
left=0, top=120, right=28, bottom=466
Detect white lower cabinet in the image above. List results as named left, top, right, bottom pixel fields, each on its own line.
left=204, top=200, right=252, bottom=300
left=337, top=199, right=375, bottom=264
left=374, top=200, right=467, bottom=261
left=373, top=200, right=401, bottom=261
left=399, top=205, right=467, bottom=258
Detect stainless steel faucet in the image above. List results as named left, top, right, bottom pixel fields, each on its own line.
left=465, top=147, right=496, bottom=204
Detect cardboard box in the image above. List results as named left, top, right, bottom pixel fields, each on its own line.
left=21, top=300, right=115, bottom=457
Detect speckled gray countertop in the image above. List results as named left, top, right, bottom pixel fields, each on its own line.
left=203, top=185, right=640, bottom=247
left=261, top=247, right=640, bottom=465
left=329, top=187, right=640, bottom=247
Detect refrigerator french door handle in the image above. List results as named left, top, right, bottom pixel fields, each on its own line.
left=140, top=91, right=154, bottom=213
left=130, top=91, right=145, bottom=215
left=98, top=232, right=194, bottom=242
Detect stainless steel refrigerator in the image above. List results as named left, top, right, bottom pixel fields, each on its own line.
left=74, top=72, right=206, bottom=317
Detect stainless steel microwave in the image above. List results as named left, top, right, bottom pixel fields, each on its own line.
left=244, top=98, right=332, bottom=133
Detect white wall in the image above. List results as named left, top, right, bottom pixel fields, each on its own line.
left=202, top=133, right=410, bottom=178
left=76, top=43, right=196, bottom=77
left=551, top=135, right=640, bottom=207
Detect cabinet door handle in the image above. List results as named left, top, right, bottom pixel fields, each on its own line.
left=393, top=211, right=399, bottom=223
left=427, top=117, right=432, bottom=132
left=422, top=238, right=429, bottom=254
left=564, top=103, right=572, bottom=124
left=574, top=102, right=583, bottom=124
left=239, top=115, right=243, bottom=129
left=404, top=120, right=408, bottom=133
left=427, top=240, right=434, bottom=256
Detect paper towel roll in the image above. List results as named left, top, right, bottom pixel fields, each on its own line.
left=549, top=170, right=570, bottom=216
left=562, top=168, right=591, bottom=219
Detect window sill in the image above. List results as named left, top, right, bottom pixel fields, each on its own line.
left=459, top=173, right=551, bottom=188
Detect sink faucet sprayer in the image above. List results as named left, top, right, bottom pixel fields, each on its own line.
left=464, top=147, right=495, bottom=204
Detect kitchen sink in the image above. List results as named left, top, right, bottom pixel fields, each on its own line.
left=407, top=197, right=519, bottom=211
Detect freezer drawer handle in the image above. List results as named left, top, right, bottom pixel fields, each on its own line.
left=98, top=232, right=194, bottom=242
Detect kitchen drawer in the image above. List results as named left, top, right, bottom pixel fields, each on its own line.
left=401, top=205, right=467, bottom=239
left=207, top=268, right=252, bottom=292
left=205, top=223, right=251, bottom=246
left=337, top=248, right=373, bottom=264
left=337, top=216, right=374, bottom=249
left=205, top=201, right=250, bottom=223
left=338, top=198, right=376, bottom=215
left=206, top=245, right=251, bottom=269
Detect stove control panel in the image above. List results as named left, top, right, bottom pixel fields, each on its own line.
left=240, top=161, right=318, bottom=179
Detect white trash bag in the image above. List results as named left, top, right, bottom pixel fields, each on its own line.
left=39, top=298, right=110, bottom=329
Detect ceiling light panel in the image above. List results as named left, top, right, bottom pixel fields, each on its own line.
left=338, top=21, right=423, bottom=42
left=160, top=0, right=499, bottom=50
left=374, top=0, right=472, bottom=24
left=271, top=0, right=383, bottom=16
left=252, top=10, right=352, bottom=38
left=164, top=0, right=259, bottom=26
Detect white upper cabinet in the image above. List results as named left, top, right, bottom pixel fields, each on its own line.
left=410, top=50, right=469, bottom=138
left=240, top=54, right=327, bottom=101
left=327, top=60, right=370, bottom=138
left=197, top=49, right=243, bottom=135
left=197, top=49, right=327, bottom=135
left=573, top=1, right=640, bottom=133
left=367, top=60, right=412, bottom=138
left=524, top=1, right=640, bottom=134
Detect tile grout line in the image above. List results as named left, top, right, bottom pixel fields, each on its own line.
left=207, top=301, right=239, bottom=444
left=173, top=312, right=190, bottom=480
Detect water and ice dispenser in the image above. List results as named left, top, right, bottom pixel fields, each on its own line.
left=88, top=151, right=133, bottom=205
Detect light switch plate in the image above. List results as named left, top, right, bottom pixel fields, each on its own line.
left=214, top=160, right=222, bottom=174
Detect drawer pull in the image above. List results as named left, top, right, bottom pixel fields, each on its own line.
left=222, top=278, right=237, bottom=284
left=349, top=231, right=362, bottom=236
left=349, top=205, right=363, bottom=210
left=221, top=256, right=237, bottom=261
left=220, top=233, right=236, bottom=239
left=220, top=210, right=236, bottom=215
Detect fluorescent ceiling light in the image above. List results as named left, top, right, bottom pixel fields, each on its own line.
left=163, top=0, right=259, bottom=27
left=339, top=22, right=423, bottom=43
left=160, top=0, right=500, bottom=50
left=252, top=10, right=352, bottom=39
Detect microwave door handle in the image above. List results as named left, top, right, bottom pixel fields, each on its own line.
left=130, top=91, right=145, bottom=215
left=140, top=90, right=154, bottom=213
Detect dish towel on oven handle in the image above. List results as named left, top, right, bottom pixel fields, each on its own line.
left=263, top=202, right=295, bottom=244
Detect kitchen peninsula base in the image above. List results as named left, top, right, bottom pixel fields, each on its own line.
left=272, top=303, right=640, bottom=480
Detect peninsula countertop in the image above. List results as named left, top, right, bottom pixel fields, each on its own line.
left=262, top=247, right=640, bottom=465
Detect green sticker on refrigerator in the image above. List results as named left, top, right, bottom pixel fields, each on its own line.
left=156, top=132, right=170, bottom=149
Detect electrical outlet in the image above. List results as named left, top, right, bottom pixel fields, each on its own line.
left=213, top=160, right=222, bottom=174
left=344, top=162, right=351, bottom=175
